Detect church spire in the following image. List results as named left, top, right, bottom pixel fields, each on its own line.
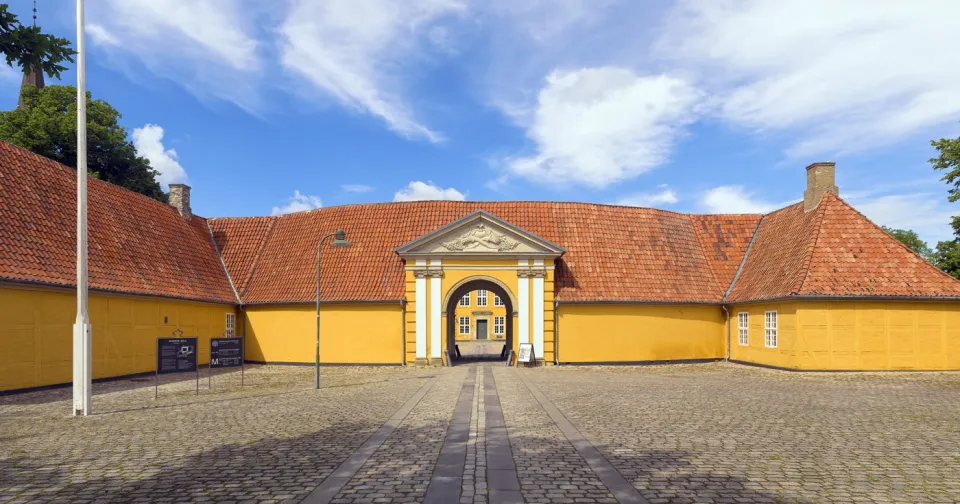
left=16, top=1, right=44, bottom=109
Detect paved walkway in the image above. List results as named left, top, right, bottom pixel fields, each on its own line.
left=2, top=362, right=960, bottom=503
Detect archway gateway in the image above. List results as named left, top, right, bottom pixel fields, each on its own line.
left=396, top=211, right=565, bottom=365
left=445, top=278, right=514, bottom=363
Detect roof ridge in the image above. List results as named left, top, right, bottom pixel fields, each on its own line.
left=829, top=194, right=960, bottom=284
left=722, top=214, right=764, bottom=301
left=238, top=218, right=277, bottom=302
left=206, top=220, right=241, bottom=303
left=792, top=196, right=829, bottom=295
left=687, top=214, right=725, bottom=297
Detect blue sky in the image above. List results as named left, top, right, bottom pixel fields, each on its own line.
left=6, top=0, right=960, bottom=245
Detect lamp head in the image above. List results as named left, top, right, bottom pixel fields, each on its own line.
left=331, top=229, right=351, bottom=247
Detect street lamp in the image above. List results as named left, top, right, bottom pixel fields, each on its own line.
left=316, top=229, right=351, bottom=389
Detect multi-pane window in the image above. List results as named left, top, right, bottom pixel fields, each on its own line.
left=737, top=312, right=748, bottom=346
left=477, top=289, right=488, bottom=307
left=494, top=295, right=504, bottom=307
left=460, top=294, right=470, bottom=307
left=764, top=311, right=778, bottom=348
left=459, top=316, right=471, bottom=335
left=225, top=313, right=236, bottom=337
left=494, top=316, right=505, bottom=335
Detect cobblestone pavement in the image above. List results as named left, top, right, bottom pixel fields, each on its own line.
left=3, top=362, right=960, bottom=503
left=527, top=362, right=960, bottom=504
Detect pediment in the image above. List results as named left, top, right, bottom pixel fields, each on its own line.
left=395, top=211, right=564, bottom=258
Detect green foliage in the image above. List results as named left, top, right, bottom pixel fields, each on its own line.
left=931, top=134, right=960, bottom=202
left=0, top=85, right=166, bottom=201
left=929, top=217, right=960, bottom=280
left=881, top=226, right=932, bottom=259
left=0, top=4, right=75, bottom=80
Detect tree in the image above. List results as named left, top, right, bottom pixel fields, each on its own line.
left=881, top=226, right=933, bottom=259
left=0, top=4, right=75, bottom=81
left=0, top=85, right=166, bottom=201
left=931, top=134, right=960, bottom=202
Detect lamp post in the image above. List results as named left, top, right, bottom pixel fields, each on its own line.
left=316, top=229, right=351, bottom=389
left=73, top=0, right=92, bottom=417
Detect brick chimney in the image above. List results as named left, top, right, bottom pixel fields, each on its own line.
left=168, top=184, right=192, bottom=220
left=803, top=162, right=838, bottom=212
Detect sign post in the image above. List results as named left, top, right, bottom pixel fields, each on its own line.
left=209, top=337, right=244, bottom=389
left=155, top=332, right=199, bottom=399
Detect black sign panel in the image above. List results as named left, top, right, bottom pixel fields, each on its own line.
left=157, top=337, right=198, bottom=375
left=210, top=337, right=243, bottom=368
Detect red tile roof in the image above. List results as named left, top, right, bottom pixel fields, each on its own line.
left=725, top=195, right=960, bottom=302
left=0, top=142, right=235, bottom=303
left=210, top=202, right=755, bottom=304
left=6, top=141, right=959, bottom=305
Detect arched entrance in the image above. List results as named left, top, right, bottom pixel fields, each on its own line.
left=445, top=278, right=513, bottom=364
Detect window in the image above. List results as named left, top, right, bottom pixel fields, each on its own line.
left=225, top=313, right=236, bottom=338
left=477, top=289, right=488, bottom=307
left=737, top=312, right=748, bottom=346
left=764, top=311, right=778, bottom=348
left=494, top=295, right=504, bottom=307
left=494, top=316, right=505, bottom=335
left=459, top=316, right=471, bottom=335
left=460, top=294, right=470, bottom=307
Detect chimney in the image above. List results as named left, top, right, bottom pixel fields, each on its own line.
left=803, top=162, right=838, bottom=212
left=168, top=184, right=192, bottom=220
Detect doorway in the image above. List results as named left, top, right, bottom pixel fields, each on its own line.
left=476, top=319, right=488, bottom=340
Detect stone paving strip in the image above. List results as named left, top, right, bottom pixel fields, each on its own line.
left=326, top=366, right=471, bottom=503
left=483, top=367, right=523, bottom=504
left=528, top=363, right=960, bottom=504
left=0, top=365, right=437, bottom=504
left=423, top=367, right=478, bottom=503
left=302, top=376, right=438, bottom=504
left=514, top=370, right=645, bottom=504
left=493, top=368, right=618, bottom=504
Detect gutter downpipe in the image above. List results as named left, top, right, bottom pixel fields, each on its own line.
left=721, top=304, right=730, bottom=361
left=400, top=299, right=407, bottom=366
left=554, top=300, right=560, bottom=365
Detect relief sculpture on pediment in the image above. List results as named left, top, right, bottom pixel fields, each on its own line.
left=440, top=224, right=520, bottom=252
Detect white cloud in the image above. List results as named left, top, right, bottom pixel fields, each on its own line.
left=278, top=0, right=464, bottom=142
left=393, top=181, right=465, bottom=202
left=342, top=184, right=375, bottom=193
left=618, top=188, right=678, bottom=208
left=504, top=67, right=701, bottom=188
left=657, top=0, right=960, bottom=157
left=271, top=190, right=323, bottom=215
left=131, top=124, right=187, bottom=189
left=701, top=186, right=780, bottom=214
left=87, top=0, right=262, bottom=109
left=845, top=192, right=955, bottom=245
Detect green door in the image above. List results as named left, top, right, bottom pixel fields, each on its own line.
left=476, top=319, right=488, bottom=340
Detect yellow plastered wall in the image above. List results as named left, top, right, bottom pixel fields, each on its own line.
left=728, top=302, right=799, bottom=368
left=244, top=304, right=402, bottom=364
left=453, top=290, right=509, bottom=341
left=557, top=304, right=725, bottom=363
left=0, top=285, right=232, bottom=392
left=730, top=301, right=960, bottom=370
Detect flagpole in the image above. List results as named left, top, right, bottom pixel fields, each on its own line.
left=72, top=0, right=91, bottom=417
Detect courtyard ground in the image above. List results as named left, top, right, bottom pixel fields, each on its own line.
left=1, top=362, right=958, bottom=504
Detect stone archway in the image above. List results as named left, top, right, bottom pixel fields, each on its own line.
left=445, top=278, right=514, bottom=364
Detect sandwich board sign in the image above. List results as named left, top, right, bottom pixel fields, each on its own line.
left=209, top=337, right=244, bottom=388
left=517, top=343, right=535, bottom=365
left=156, top=331, right=199, bottom=397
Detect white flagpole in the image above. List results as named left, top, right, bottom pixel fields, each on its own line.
left=72, top=0, right=91, bottom=417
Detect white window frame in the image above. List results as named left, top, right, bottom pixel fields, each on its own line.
left=493, top=316, right=505, bottom=335
left=459, top=316, right=471, bottom=335
left=764, top=311, right=778, bottom=348
left=225, top=312, right=236, bottom=338
left=737, top=312, right=748, bottom=346
left=477, top=289, right=488, bottom=307
left=460, top=294, right=470, bottom=307
left=494, top=295, right=504, bottom=307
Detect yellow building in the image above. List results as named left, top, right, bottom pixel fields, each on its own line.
left=3, top=143, right=960, bottom=392
left=452, top=289, right=509, bottom=341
